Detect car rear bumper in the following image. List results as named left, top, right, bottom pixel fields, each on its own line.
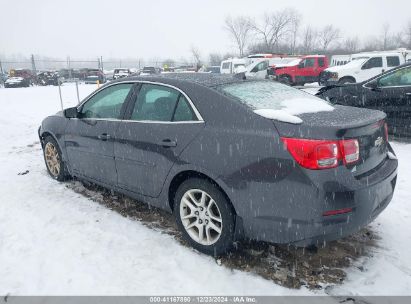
left=238, top=156, right=398, bottom=246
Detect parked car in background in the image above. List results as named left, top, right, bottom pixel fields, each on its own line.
left=140, top=66, right=160, bottom=76
left=220, top=58, right=246, bottom=74
left=113, top=68, right=132, bottom=79
left=270, top=55, right=328, bottom=85
left=199, top=66, right=221, bottom=73
left=8, top=69, right=36, bottom=86
left=317, top=63, right=411, bottom=137
left=58, top=69, right=82, bottom=81
left=39, top=73, right=397, bottom=255
left=246, top=57, right=299, bottom=79
left=4, top=76, right=31, bottom=88
left=85, top=75, right=101, bottom=84
left=37, top=71, right=60, bottom=86
left=319, top=50, right=411, bottom=85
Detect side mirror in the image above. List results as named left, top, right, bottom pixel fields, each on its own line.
left=366, top=80, right=380, bottom=91
left=298, top=62, right=304, bottom=69
left=64, top=106, right=79, bottom=118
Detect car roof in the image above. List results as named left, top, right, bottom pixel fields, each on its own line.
left=110, top=73, right=248, bottom=88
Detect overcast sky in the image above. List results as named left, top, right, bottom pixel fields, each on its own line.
left=1, top=0, right=410, bottom=60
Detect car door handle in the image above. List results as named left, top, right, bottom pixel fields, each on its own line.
left=97, top=133, right=111, bottom=141
left=160, top=139, right=177, bottom=147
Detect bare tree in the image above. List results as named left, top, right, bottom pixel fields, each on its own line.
left=208, top=53, right=223, bottom=66
left=224, top=16, right=252, bottom=57
left=405, top=20, right=411, bottom=49
left=318, top=25, right=340, bottom=51
left=251, top=9, right=295, bottom=52
left=344, top=36, right=360, bottom=53
left=301, top=25, right=317, bottom=53
left=382, top=23, right=390, bottom=50
left=289, top=9, right=302, bottom=54
left=190, top=46, right=202, bottom=67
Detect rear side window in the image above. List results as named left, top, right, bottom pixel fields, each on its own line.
left=131, top=84, right=179, bottom=121
left=318, top=57, right=325, bottom=67
left=173, top=95, right=197, bottom=121
left=387, top=56, right=400, bottom=67
left=130, top=84, right=197, bottom=122
left=362, top=57, right=383, bottom=69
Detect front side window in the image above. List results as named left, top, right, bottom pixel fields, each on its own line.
left=301, top=58, right=315, bottom=68
left=379, top=67, right=411, bottom=87
left=387, top=56, right=400, bottom=67
left=80, top=83, right=133, bottom=119
left=251, top=61, right=268, bottom=73
left=362, top=57, right=383, bottom=69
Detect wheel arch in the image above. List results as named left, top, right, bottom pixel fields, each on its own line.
left=339, top=76, right=356, bottom=83
left=167, top=170, right=236, bottom=216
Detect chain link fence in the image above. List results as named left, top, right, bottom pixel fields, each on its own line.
left=0, top=55, right=198, bottom=87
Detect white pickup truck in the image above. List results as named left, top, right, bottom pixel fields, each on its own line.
left=320, top=50, right=411, bottom=85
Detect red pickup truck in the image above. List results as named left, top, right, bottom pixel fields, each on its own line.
left=269, top=55, right=329, bottom=85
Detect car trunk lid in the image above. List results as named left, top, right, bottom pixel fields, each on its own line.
left=274, top=105, right=388, bottom=176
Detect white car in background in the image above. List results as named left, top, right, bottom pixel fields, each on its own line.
left=321, top=50, right=411, bottom=85
left=113, top=68, right=132, bottom=79
left=245, top=57, right=299, bottom=79
left=220, top=58, right=246, bottom=74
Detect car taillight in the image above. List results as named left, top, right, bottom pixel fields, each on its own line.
left=341, top=139, right=359, bottom=164
left=384, top=122, right=389, bottom=142
left=281, top=137, right=360, bottom=170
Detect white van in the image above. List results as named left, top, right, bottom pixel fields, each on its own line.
left=220, top=58, right=247, bottom=74
left=245, top=57, right=299, bottom=79
left=330, top=55, right=351, bottom=66
left=323, top=50, right=411, bottom=84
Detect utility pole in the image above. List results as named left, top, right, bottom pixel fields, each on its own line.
left=31, top=54, right=37, bottom=75
left=67, top=56, right=72, bottom=79
left=0, top=58, right=4, bottom=86
left=0, top=58, right=4, bottom=75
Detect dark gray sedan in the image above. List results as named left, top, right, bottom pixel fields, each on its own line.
left=39, top=74, right=398, bottom=255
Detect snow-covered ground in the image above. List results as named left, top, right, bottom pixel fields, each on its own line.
left=0, top=84, right=410, bottom=295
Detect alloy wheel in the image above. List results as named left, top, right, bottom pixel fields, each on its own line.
left=180, top=189, right=223, bottom=245
left=44, top=142, right=61, bottom=177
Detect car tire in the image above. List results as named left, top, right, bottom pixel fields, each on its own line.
left=174, top=178, right=235, bottom=256
left=42, top=136, right=69, bottom=181
left=278, top=75, right=292, bottom=85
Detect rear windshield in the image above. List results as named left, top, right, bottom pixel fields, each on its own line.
left=218, top=81, right=333, bottom=115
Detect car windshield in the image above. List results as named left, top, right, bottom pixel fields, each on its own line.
left=218, top=81, right=334, bottom=116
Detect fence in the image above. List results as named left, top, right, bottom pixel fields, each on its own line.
left=0, top=55, right=196, bottom=75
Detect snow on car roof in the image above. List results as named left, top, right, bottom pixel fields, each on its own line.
left=119, top=73, right=246, bottom=87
